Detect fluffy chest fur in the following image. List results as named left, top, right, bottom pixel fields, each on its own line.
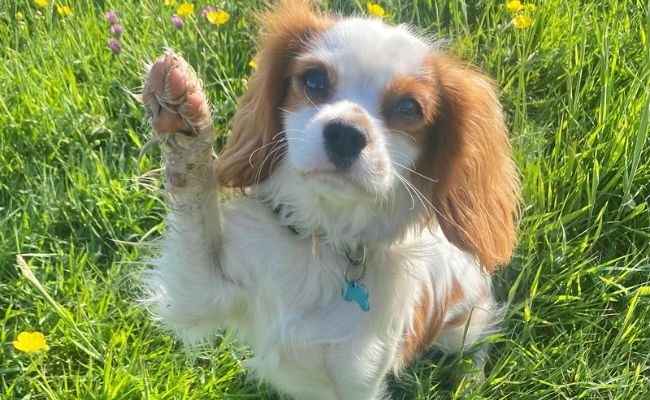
left=216, top=195, right=489, bottom=393
left=149, top=186, right=496, bottom=399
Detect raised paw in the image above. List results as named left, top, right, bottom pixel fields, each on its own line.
left=142, top=50, right=216, bottom=190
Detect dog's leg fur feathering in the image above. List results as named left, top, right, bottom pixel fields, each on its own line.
left=141, top=51, right=241, bottom=344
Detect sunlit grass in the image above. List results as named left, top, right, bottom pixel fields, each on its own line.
left=1, top=0, right=649, bottom=399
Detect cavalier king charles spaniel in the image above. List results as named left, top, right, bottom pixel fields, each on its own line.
left=140, top=1, right=520, bottom=398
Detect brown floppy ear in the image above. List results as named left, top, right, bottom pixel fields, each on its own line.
left=416, top=55, right=520, bottom=272
left=216, top=1, right=331, bottom=188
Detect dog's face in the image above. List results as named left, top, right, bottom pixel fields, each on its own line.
left=282, top=18, right=432, bottom=200
left=217, top=2, right=520, bottom=271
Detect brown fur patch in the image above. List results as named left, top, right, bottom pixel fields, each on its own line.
left=399, top=278, right=470, bottom=364
left=216, top=1, right=334, bottom=187
left=382, top=74, right=439, bottom=145
left=400, top=289, right=441, bottom=364
left=412, top=55, right=521, bottom=272
left=285, top=58, right=339, bottom=109
left=399, top=278, right=464, bottom=364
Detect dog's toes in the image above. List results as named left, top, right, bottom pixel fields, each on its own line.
left=141, top=50, right=216, bottom=192
left=143, top=50, right=213, bottom=139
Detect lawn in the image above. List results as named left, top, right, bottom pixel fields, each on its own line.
left=1, top=0, right=649, bottom=399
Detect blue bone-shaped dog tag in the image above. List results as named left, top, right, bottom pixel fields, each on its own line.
left=342, top=281, right=370, bottom=312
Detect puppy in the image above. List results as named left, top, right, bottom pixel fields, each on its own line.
left=141, top=1, right=519, bottom=399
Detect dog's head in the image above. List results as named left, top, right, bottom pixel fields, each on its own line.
left=217, top=1, right=519, bottom=271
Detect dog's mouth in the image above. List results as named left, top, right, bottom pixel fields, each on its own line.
left=295, top=167, right=377, bottom=199
left=298, top=168, right=362, bottom=188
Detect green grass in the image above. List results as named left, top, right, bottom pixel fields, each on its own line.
left=1, top=0, right=648, bottom=399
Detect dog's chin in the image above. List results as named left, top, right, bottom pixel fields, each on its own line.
left=294, top=167, right=384, bottom=203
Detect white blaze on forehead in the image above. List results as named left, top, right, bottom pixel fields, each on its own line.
left=309, top=18, right=431, bottom=93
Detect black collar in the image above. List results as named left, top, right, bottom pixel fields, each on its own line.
left=271, top=205, right=300, bottom=236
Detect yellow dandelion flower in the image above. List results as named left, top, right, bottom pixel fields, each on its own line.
left=164, top=0, right=176, bottom=6
left=176, top=2, right=194, bottom=18
left=16, top=11, right=25, bottom=20
left=57, top=6, right=73, bottom=16
left=506, top=0, right=524, bottom=13
left=34, top=0, right=48, bottom=7
left=525, top=3, right=537, bottom=11
left=206, top=9, right=230, bottom=25
left=366, top=2, right=385, bottom=18
left=13, top=332, right=49, bottom=353
left=249, top=60, right=257, bottom=69
left=513, top=14, right=532, bottom=29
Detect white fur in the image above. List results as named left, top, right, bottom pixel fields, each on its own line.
left=145, top=18, right=502, bottom=400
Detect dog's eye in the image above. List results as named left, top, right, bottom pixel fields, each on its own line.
left=392, top=97, right=422, bottom=118
left=302, top=69, right=328, bottom=96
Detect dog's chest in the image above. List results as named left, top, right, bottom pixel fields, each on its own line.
left=217, top=199, right=434, bottom=370
left=221, top=200, right=367, bottom=316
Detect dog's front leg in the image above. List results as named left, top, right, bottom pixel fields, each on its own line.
left=142, top=51, right=238, bottom=343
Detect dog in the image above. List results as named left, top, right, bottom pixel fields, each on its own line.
left=140, top=1, right=519, bottom=398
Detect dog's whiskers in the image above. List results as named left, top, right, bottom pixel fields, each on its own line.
left=392, top=160, right=439, bottom=183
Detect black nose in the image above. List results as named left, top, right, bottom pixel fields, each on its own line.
left=323, top=119, right=368, bottom=171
